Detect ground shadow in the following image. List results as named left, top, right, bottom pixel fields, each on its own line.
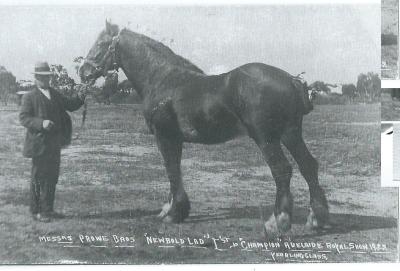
left=4, top=189, right=397, bottom=237
left=0, top=188, right=160, bottom=219
left=186, top=205, right=398, bottom=237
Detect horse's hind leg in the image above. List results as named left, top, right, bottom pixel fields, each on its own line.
left=256, top=138, right=294, bottom=235
left=281, top=126, right=329, bottom=230
left=155, top=131, right=190, bottom=223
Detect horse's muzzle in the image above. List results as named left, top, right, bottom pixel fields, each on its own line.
left=79, top=62, right=101, bottom=84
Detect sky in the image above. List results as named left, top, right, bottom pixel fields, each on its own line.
left=0, top=3, right=379, bottom=86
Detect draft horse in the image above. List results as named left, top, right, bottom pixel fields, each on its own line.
left=79, top=21, right=329, bottom=235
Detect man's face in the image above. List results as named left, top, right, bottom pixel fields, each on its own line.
left=34, top=74, right=52, bottom=89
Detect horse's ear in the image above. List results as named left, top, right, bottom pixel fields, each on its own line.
left=105, top=20, right=119, bottom=36
left=106, top=19, right=111, bottom=33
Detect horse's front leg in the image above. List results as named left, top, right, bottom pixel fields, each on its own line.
left=155, top=130, right=190, bottom=223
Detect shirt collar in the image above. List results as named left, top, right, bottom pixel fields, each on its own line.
left=37, top=87, right=51, bottom=99
left=38, top=86, right=50, bottom=92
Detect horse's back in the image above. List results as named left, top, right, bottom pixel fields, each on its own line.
left=230, top=62, right=294, bottom=90
left=221, top=62, right=303, bottom=136
left=225, top=63, right=299, bottom=109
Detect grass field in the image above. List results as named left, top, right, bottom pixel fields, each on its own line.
left=0, top=102, right=398, bottom=264
left=382, top=92, right=400, bottom=121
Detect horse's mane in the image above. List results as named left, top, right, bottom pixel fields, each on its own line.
left=121, top=28, right=204, bottom=74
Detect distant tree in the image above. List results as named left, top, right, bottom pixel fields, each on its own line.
left=92, top=72, right=119, bottom=105
left=109, top=79, right=143, bottom=104
left=309, top=81, right=331, bottom=93
left=370, top=72, right=381, bottom=100
left=49, top=63, right=92, bottom=128
left=0, top=66, right=17, bottom=105
left=50, top=64, right=76, bottom=97
left=17, top=79, right=34, bottom=89
left=341, top=83, right=357, bottom=103
left=103, top=72, right=118, bottom=104
left=118, top=79, right=134, bottom=94
left=15, top=79, right=35, bottom=105
left=356, top=72, right=380, bottom=103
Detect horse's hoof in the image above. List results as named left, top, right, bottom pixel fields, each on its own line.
left=158, top=197, right=190, bottom=224
left=305, top=208, right=330, bottom=231
left=264, top=214, right=279, bottom=238
left=158, top=202, right=172, bottom=219
left=311, top=200, right=329, bottom=228
left=276, top=212, right=291, bottom=233
left=310, top=190, right=329, bottom=227
left=305, top=208, right=319, bottom=230
left=264, top=212, right=291, bottom=238
left=162, top=206, right=189, bottom=224
left=172, top=194, right=191, bottom=222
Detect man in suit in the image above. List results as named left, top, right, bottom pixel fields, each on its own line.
left=20, top=61, right=85, bottom=222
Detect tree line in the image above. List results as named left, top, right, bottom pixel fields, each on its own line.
left=0, top=63, right=140, bottom=106
left=0, top=63, right=380, bottom=106
left=309, top=72, right=380, bottom=104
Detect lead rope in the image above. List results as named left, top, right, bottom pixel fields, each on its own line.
left=72, top=84, right=90, bottom=140
left=76, top=29, right=123, bottom=136
left=81, top=99, right=88, bottom=128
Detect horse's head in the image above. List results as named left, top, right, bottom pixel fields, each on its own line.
left=79, top=20, right=120, bottom=84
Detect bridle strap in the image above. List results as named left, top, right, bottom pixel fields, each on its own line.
left=85, top=30, right=122, bottom=76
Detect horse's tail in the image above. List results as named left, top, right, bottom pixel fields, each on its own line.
left=291, top=78, right=313, bottom=115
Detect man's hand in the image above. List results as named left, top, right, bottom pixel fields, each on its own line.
left=42, top=120, right=54, bottom=131
left=76, top=84, right=88, bottom=101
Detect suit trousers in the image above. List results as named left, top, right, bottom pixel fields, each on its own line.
left=30, top=144, right=61, bottom=214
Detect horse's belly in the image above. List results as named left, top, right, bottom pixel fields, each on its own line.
left=192, top=108, right=245, bottom=144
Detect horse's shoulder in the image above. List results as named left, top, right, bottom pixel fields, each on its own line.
left=143, top=96, right=173, bottom=117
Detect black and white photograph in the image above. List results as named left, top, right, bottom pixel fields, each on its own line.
left=382, top=88, right=400, bottom=120
left=382, top=0, right=399, bottom=79
left=0, top=0, right=398, bottom=264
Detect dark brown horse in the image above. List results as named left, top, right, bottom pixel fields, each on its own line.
left=79, top=21, right=329, bottom=235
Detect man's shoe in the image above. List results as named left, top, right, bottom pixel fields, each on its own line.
left=48, top=211, right=65, bottom=219
left=35, top=213, right=51, bottom=223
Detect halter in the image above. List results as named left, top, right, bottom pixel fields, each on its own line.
left=84, top=30, right=122, bottom=77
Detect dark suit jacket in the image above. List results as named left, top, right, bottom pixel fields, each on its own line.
left=19, top=87, right=84, bottom=158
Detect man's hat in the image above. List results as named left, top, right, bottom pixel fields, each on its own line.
left=32, top=61, right=53, bottom=75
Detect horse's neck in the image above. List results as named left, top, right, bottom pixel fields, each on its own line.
left=118, top=35, right=199, bottom=100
